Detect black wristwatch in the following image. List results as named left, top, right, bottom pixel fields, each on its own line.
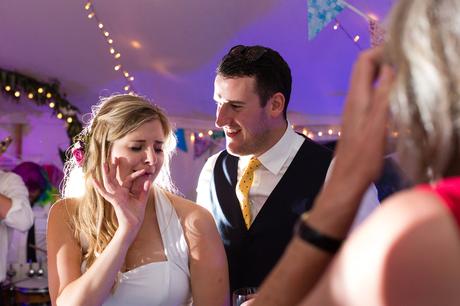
left=294, top=213, right=343, bottom=254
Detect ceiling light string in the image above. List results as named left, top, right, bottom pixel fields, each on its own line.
left=83, top=1, right=135, bottom=94
left=332, top=18, right=363, bottom=50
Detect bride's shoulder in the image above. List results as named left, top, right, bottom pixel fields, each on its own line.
left=49, top=197, right=79, bottom=220
left=163, top=190, right=216, bottom=230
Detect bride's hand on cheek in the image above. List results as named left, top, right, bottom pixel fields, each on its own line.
left=93, top=157, right=154, bottom=239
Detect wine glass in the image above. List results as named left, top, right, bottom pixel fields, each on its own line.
left=232, top=287, right=257, bottom=306
left=6, top=263, right=16, bottom=281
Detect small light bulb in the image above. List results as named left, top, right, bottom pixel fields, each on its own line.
left=109, top=48, right=115, bottom=54
left=190, top=134, right=195, bottom=142
left=333, top=23, right=339, bottom=30
left=307, top=133, right=314, bottom=139
left=37, top=87, right=44, bottom=94
left=98, top=23, right=104, bottom=29
left=104, top=31, right=109, bottom=37
left=318, top=131, right=323, bottom=137
left=124, top=85, right=130, bottom=91
left=302, top=128, right=308, bottom=136
left=14, top=91, right=20, bottom=97
left=338, top=131, right=342, bottom=137
left=328, top=129, right=333, bottom=135
left=49, top=102, right=55, bottom=108
left=28, top=93, right=34, bottom=99
left=5, top=85, right=11, bottom=91
left=67, top=117, right=73, bottom=123
left=123, top=71, right=129, bottom=77
left=57, top=113, right=63, bottom=119
left=114, top=53, right=121, bottom=59
left=129, top=76, right=134, bottom=81
left=107, top=38, right=113, bottom=44
left=354, top=35, right=360, bottom=42
left=130, top=40, right=142, bottom=49
left=88, top=12, right=95, bottom=19
left=46, top=92, right=52, bottom=99
left=114, top=64, right=121, bottom=71
left=367, top=13, right=379, bottom=21
left=208, top=130, right=213, bottom=136
left=198, top=132, right=204, bottom=138
left=84, top=2, right=91, bottom=10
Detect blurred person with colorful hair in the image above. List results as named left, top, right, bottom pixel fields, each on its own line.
left=7, top=161, right=59, bottom=264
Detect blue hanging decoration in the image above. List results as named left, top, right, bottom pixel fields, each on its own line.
left=175, top=128, right=187, bottom=152
left=308, top=0, right=345, bottom=40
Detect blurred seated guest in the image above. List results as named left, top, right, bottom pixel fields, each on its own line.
left=251, top=0, right=460, bottom=305
left=0, top=153, right=34, bottom=283
left=7, top=161, right=59, bottom=264
left=47, top=94, right=229, bottom=306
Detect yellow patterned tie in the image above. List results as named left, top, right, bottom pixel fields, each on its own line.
left=238, top=158, right=262, bottom=229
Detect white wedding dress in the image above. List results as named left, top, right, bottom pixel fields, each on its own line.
left=100, top=188, right=192, bottom=306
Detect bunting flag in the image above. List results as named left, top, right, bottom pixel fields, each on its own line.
left=175, top=128, right=187, bottom=152
left=308, top=0, right=345, bottom=40
left=193, top=135, right=212, bottom=159
left=369, top=19, right=385, bottom=47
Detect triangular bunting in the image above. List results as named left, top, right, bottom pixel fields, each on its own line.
left=308, top=0, right=345, bottom=40
left=175, top=128, right=188, bottom=152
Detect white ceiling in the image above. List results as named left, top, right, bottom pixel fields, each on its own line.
left=0, top=0, right=393, bottom=127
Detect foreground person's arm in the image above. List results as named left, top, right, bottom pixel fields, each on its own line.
left=252, top=48, right=394, bottom=306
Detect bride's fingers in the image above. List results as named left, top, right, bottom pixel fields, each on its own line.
left=93, top=176, right=112, bottom=201
left=130, top=173, right=151, bottom=197
left=121, top=169, right=147, bottom=188
left=113, top=157, right=124, bottom=187
left=104, top=160, right=119, bottom=193
left=101, top=162, right=113, bottom=192
left=138, top=176, right=153, bottom=204
left=108, top=158, right=119, bottom=186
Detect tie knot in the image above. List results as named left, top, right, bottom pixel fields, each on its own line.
left=246, top=157, right=261, bottom=171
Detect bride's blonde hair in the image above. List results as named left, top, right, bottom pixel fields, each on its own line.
left=62, top=94, right=177, bottom=268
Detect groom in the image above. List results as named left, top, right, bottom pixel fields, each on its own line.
left=196, top=44, right=380, bottom=292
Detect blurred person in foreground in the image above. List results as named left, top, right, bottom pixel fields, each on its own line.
left=251, top=0, right=460, bottom=305
left=47, top=94, right=228, bottom=306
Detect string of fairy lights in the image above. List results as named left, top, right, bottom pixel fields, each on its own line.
left=83, top=1, right=135, bottom=93
left=333, top=18, right=363, bottom=50
left=187, top=125, right=343, bottom=143
left=0, top=68, right=83, bottom=145
left=329, top=0, right=381, bottom=50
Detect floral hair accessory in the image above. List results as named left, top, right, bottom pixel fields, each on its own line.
left=72, top=140, right=85, bottom=167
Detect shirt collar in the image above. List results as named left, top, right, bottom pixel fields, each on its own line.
left=241, top=123, right=298, bottom=175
